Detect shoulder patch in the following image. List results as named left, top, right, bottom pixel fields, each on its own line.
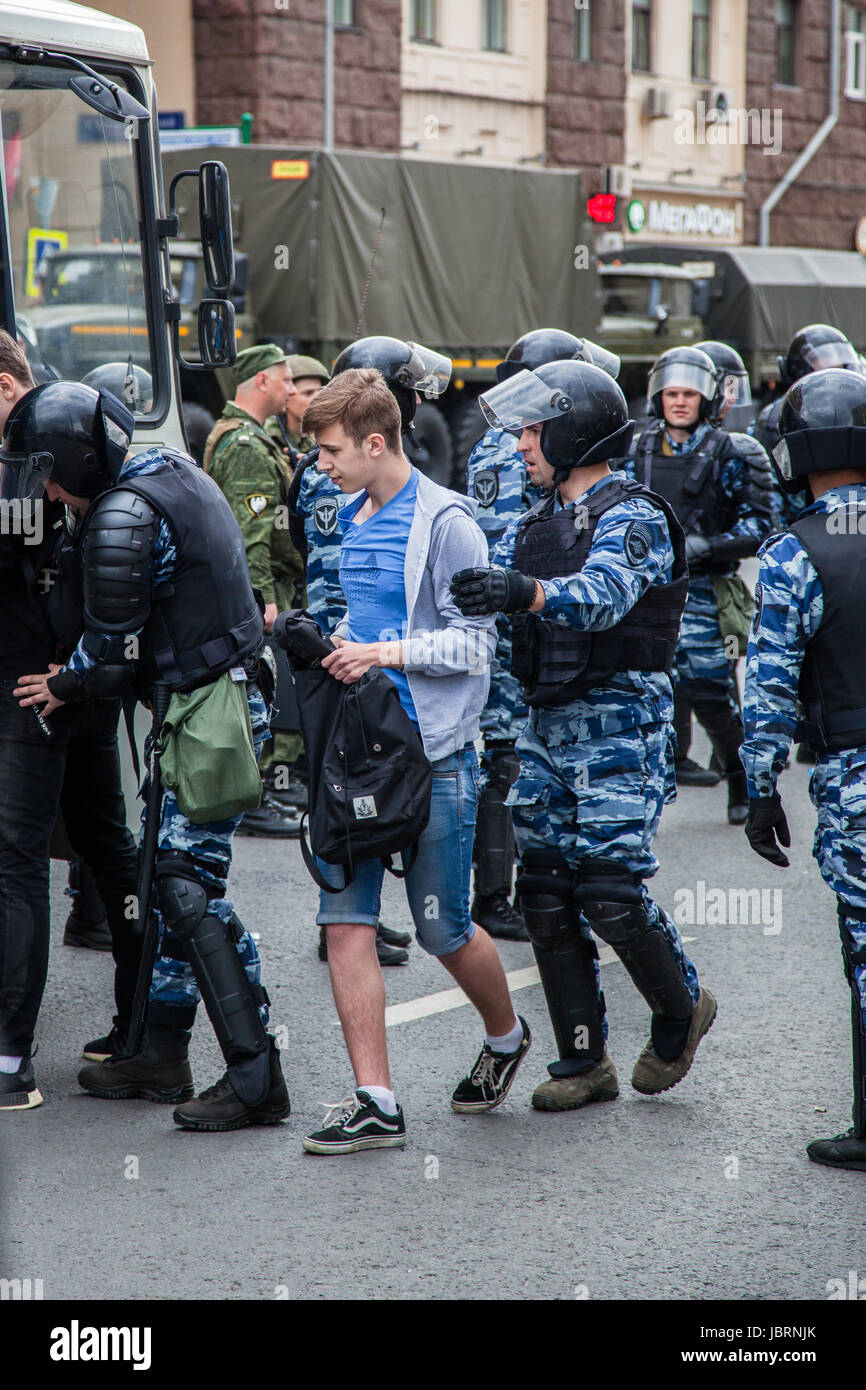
left=472, top=469, right=499, bottom=507
left=245, top=493, right=272, bottom=516
left=623, top=519, right=654, bottom=566
left=313, top=496, right=340, bottom=536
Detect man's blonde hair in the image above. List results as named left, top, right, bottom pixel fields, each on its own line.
left=303, top=366, right=402, bottom=453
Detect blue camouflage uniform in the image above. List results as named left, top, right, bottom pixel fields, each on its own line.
left=494, top=471, right=700, bottom=1040
left=294, top=464, right=355, bottom=633
left=627, top=422, right=770, bottom=720
left=467, top=426, right=543, bottom=746
left=741, top=485, right=866, bottom=1044
left=65, top=449, right=268, bottom=1026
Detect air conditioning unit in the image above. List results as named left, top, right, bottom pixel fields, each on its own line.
left=602, top=164, right=633, bottom=198
left=644, top=87, right=672, bottom=120
left=701, top=86, right=735, bottom=120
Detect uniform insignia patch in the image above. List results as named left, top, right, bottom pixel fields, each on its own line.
left=245, top=494, right=271, bottom=515
left=624, top=520, right=653, bottom=565
left=473, top=470, right=499, bottom=506
left=314, top=497, right=339, bottom=536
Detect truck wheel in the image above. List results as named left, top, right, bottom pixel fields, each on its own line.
left=405, top=401, right=452, bottom=486
left=449, top=395, right=486, bottom=492
left=182, top=402, right=216, bottom=467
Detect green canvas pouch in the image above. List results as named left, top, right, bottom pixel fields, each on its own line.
left=710, top=573, right=754, bottom=660
left=158, top=670, right=262, bottom=824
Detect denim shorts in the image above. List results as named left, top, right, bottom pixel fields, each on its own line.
left=316, top=743, right=479, bottom=957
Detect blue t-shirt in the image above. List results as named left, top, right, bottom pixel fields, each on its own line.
left=339, top=471, right=418, bottom=725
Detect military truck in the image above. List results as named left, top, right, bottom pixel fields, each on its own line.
left=162, top=145, right=603, bottom=485
left=597, top=262, right=705, bottom=403
left=599, top=243, right=866, bottom=407
left=0, top=0, right=238, bottom=458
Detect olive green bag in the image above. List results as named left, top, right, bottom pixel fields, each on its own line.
left=710, top=574, right=754, bottom=660
left=158, top=670, right=262, bottom=824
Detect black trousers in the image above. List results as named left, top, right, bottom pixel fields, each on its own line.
left=0, top=680, right=139, bottom=1055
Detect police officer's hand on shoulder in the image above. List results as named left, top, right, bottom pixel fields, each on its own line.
left=451, top=566, right=538, bottom=616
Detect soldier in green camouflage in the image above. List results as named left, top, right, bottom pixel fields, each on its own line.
left=267, top=353, right=329, bottom=463
left=204, top=343, right=306, bottom=835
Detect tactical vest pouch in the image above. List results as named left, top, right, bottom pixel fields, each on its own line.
left=510, top=612, right=539, bottom=684
left=158, top=670, right=262, bottom=824
left=710, top=573, right=754, bottom=659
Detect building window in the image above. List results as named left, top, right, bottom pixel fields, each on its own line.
left=632, top=0, right=652, bottom=73
left=575, top=1, right=592, bottom=62
left=334, top=0, right=355, bottom=24
left=482, top=0, right=507, bottom=52
left=691, top=0, right=711, bottom=79
left=847, top=6, right=866, bottom=97
left=777, top=0, right=797, bottom=85
left=411, top=0, right=437, bottom=41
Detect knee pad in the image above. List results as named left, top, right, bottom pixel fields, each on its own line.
left=155, top=854, right=209, bottom=941
left=516, top=849, right=578, bottom=948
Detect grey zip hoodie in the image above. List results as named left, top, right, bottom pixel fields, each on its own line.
left=334, top=468, right=497, bottom=762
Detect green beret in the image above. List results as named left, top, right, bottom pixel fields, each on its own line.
left=233, top=343, right=288, bottom=387
left=286, top=354, right=330, bottom=383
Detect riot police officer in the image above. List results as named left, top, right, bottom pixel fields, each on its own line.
left=5, top=382, right=290, bottom=1132
left=626, top=346, right=773, bottom=823
left=466, top=330, right=621, bottom=942
left=287, top=335, right=452, bottom=968
left=451, top=361, right=716, bottom=1112
left=743, top=367, right=866, bottom=1172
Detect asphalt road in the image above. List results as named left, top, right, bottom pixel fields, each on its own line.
left=2, top=721, right=864, bottom=1305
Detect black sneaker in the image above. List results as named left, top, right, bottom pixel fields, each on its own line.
left=173, top=1038, right=290, bottom=1132
left=318, top=926, right=409, bottom=967
left=675, top=756, right=720, bottom=788
left=82, top=1023, right=127, bottom=1063
left=0, top=1058, right=43, bottom=1111
left=472, top=891, right=530, bottom=942
left=237, top=794, right=303, bottom=838
left=450, top=1017, right=532, bottom=1113
left=377, top=921, right=412, bottom=949
left=806, top=1128, right=866, bottom=1171
left=302, top=1090, right=406, bottom=1154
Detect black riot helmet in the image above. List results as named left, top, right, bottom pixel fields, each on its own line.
left=646, top=345, right=718, bottom=421
left=773, top=368, right=866, bottom=492
left=0, top=380, right=134, bottom=500
left=480, top=360, right=634, bottom=484
left=82, top=361, right=153, bottom=413
left=778, top=324, right=862, bottom=388
left=695, top=339, right=752, bottom=424
left=332, top=336, right=451, bottom=430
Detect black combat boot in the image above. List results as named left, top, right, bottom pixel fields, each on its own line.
left=237, top=789, right=303, bottom=837
left=77, top=1024, right=193, bottom=1103
left=263, top=764, right=309, bottom=811
left=673, top=690, right=718, bottom=784
left=172, top=1035, right=290, bottom=1131
left=318, top=925, right=409, bottom=966
left=693, top=703, right=749, bottom=824
left=63, top=862, right=112, bottom=951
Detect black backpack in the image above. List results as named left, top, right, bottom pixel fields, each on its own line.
left=271, top=611, right=432, bottom=892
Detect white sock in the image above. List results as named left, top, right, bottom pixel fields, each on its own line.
left=0, top=1055, right=24, bottom=1073
left=485, top=1019, right=523, bottom=1054
left=358, top=1084, right=398, bottom=1115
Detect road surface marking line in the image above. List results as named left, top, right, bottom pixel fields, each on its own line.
left=332, top=939, right=696, bottom=1027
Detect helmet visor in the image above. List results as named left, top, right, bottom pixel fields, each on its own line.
left=801, top=340, right=861, bottom=371
left=720, top=370, right=752, bottom=409
left=0, top=446, right=54, bottom=500
left=480, top=368, right=575, bottom=434
left=403, top=342, right=452, bottom=397
left=577, top=339, right=620, bottom=380
left=647, top=359, right=717, bottom=403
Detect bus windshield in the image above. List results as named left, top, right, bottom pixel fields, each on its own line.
left=0, top=55, right=158, bottom=416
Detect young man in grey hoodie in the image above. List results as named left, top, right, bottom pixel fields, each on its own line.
left=299, top=368, right=532, bottom=1154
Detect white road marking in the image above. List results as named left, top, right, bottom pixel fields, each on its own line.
left=332, top=939, right=696, bottom=1027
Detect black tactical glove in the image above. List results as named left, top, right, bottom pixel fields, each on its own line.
left=684, top=533, right=713, bottom=570
left=271, top=608, right=335, bottom=668
left=745, top=792, right=791, bottom=867
left=450, top=566, right=538, bottom=617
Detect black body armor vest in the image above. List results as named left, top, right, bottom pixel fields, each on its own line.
left=510, top=477, right=688, bottom=707
left=86, top=450, right=263, bottom=692
left=632, top=423, right=735, bottom=572
left=791, top=503, right=866, bottom=750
